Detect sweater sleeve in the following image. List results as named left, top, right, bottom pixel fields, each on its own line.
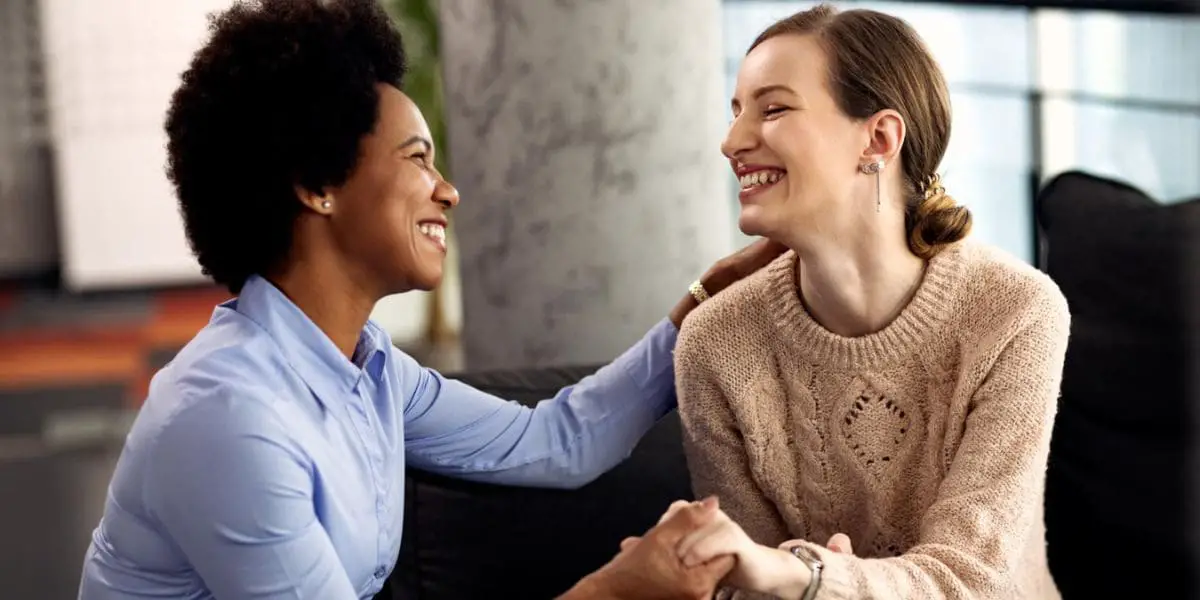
left=676, top=343, right=792, bottom=556
left=790, top=295, right=1071, bottom=600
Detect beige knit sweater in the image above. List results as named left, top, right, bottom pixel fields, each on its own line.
left=676, top=241, right=1071, bottom=600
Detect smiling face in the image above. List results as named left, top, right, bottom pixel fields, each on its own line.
left=323, top=84, right=459, bottom=294
left=722, top=33, right=875, bottom=240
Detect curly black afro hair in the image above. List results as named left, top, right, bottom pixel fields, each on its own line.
left=165, top=0, right=407, bottom=293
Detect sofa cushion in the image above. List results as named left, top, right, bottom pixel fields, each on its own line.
left=1036, top=171, right=1199, bottom=597
left=381, top=364, right=693, bottom=600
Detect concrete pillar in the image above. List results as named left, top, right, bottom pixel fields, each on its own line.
left=438, top=0, right=734, bottom=370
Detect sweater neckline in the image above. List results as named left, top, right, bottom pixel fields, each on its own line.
left=764, top=243, right=966, bottom=369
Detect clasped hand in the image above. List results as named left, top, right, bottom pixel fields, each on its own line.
left=624, top=498, right=854, bottom=598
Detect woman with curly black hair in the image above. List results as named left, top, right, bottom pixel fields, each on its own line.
left=76, top=1, right=780, bottom=599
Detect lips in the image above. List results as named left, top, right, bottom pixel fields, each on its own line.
left=734, top=165, right=786, bottom=200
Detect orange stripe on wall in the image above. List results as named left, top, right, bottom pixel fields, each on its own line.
left=0, top=340, right=142, bottom=390
left=147, top=287, right=227, bottom=346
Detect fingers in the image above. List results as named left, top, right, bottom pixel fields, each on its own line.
left=619, top=536, right=641, bottom=552
left=657, top=500, right=692, bottom=525
left=742, top=238, right=789, bottom=268
left=648, top=497, right=720, bottom=544
left=751, top=237, right=789, bottom=256
left=677, top=515, right=742, bottom=568
left=826, top=533, right=852, bottom=555
left=696, top=554, right=736, bottom=581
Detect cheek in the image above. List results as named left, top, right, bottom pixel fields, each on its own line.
left=763, top=120, right=815, bottom=172
left=386, top=171, right=433, bottom=226
left=764, top=119, right=856, bottom=186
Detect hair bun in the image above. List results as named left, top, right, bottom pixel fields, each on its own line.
left=908, top=173, right=972, bottom=259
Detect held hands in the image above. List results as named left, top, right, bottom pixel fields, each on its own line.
left=666, top=499, right=854, bottom=598
left=571, top=497, right=736, bottom=600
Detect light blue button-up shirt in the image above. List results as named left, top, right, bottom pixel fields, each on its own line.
left=77, top=275, right=678, bottom=599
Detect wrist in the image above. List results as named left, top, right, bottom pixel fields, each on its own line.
left=559, top=571, right=620, bottom=600
left=763, top=546, right=812, bottom=600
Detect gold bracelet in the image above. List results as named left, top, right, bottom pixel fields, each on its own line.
left=688, top=280, right=710, bottom=304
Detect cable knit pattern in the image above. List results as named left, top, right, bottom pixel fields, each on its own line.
left=676, top=241, right=1070, bottom=600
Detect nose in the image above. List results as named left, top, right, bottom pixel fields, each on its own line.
left=720, top=113, right=759, bottom=162
left=433, top=173, right=459, bottom=209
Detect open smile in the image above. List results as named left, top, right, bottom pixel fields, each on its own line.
left=737, top=167, right=786, bottom=201
left=417, top=221, right=447, bottom=253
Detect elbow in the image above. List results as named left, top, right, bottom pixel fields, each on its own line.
left=548, top=457, right=616, bottom=490
left=554, top=473, right=598, bottom=491
left=549, top=444, right=633, bottom=490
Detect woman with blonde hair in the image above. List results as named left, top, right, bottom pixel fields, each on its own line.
left=670, top=4, right=1070, bottom=599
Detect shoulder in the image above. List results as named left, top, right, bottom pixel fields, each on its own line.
left=949, top=241, right=1070, bottom=344
left=138, top=311, right=300, bottom=452
left=676, top=251, right=790, bottom=376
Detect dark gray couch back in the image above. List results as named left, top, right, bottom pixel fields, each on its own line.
left=379, top=365, right=693, bottom=600
left=1037, top=171, right=1200, bottom=598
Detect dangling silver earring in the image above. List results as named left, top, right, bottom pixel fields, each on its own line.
left=860, top=159, right=885, bottom=213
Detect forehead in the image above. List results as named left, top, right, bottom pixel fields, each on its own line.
left=735, top=33, right=827, bottom=98
left=375, top=84, right=431, bottom=139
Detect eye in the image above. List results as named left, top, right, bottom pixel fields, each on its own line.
left=410, top=152, right=430, bottom=167
left=763, top=106, right=789, bottom=118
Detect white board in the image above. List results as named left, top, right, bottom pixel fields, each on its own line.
left=39, top=0, right=236, bottom=289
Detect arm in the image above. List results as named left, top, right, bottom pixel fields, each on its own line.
left=148, top=393, right=357, bottom=600
left=677, top=355, right=792, bottom=546
left=677, top=349, right=793, bottom=600
left=401, top=318, right=677, bottom=489
left=769, top=300, right=1072, bottom=600
left=401, top=238, right=788, bottom=489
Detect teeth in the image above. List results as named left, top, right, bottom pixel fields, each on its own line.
left=738, top=170, right=784, bottom=189
left=418, top=223, right=446, bottom=246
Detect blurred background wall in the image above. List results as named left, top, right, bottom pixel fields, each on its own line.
left=0, top=0, right=1196, bottom=597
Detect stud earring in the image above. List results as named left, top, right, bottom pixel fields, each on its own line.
left=860, top=160, right=884, bottom=175
left=860, top=159, right=885, bottom=213
left=320, top=200, right=332, bottom=210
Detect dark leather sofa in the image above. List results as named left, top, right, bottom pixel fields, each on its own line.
left=377, top=365, right=694, bottom=600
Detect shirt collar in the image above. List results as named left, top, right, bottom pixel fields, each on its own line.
left=232, top=275, right=392, bottom=400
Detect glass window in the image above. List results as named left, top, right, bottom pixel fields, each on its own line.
left=1042, top=98, right=1200, bottom=203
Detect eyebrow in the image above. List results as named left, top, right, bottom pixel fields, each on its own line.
left=731, top=84, right=799, bottom=110
left=398, top=135, right=433, bottom=153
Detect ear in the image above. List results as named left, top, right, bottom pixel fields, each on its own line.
left=294, top=184, right=335, bottom=215
left=860, top=109, right=906, bottom=169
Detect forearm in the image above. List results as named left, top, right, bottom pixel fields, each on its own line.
left=677, top=373, right=791, bottom=545
left=556, top=574, right=620, bottom=600
left=759, top=546, right=813, bottom=600
left=407, top=318, right=677, bottom=488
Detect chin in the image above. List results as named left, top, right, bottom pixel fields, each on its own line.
left=737, top=206, right=771, bottom=238
left=410, top=268, right=443, bottom=292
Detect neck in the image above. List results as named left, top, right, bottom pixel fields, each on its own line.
left=269, top=248, right=378, bottom=360
left=779, top=208, right=925, bottom=338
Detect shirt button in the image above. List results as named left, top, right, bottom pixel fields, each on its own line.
left=374, top=566, right=387, bottom=579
